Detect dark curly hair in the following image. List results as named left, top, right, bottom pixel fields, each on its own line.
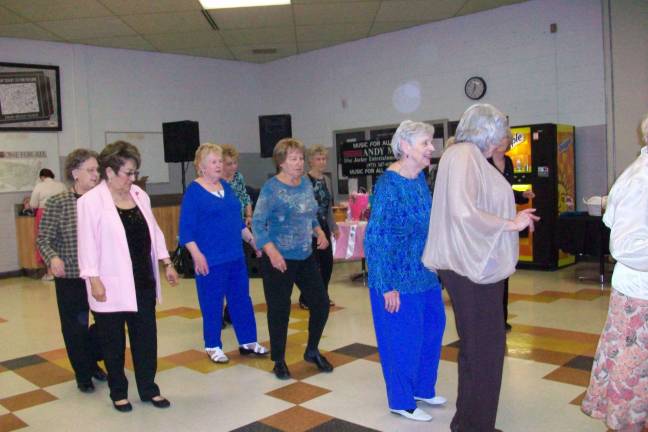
left=64, top=149, right=99, bottom=182
left=98, top=141, right=141, bottom=180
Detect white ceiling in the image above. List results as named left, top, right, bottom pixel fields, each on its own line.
left=0, top=0, right=527, bottom=63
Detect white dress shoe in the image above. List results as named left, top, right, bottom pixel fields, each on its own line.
left=415, top=395, right=447, bottom=406
left=206, top=347, right=229, bottom=363
left=390, top=408, right=433, bottom=421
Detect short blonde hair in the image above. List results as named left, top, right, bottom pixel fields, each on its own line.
left=194, top=143, right=222, bottom=176
left=641, top=113, right=648, bottom=145
left=273, top=138, right=304, bottom=171
left=221, top=144, right=239, bottom=160
left=307, top=144, right=328, bottom=161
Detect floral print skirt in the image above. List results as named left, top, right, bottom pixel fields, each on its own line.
left=581, top=288, right=648, bottom=431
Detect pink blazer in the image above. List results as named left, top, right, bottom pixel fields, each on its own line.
left=77, top=181, right=169, bottom=312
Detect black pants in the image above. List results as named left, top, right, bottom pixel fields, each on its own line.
left=260, top=253, right=329, bottom=362
left=300, top=226, right=334, bottom=305
left=438, top=270, right=506, bottom=432
left=54, top=277, right=101, bottom=385
left=93, top=287, right=160, bottom=402
left=503, top=277, right=509, bottom=325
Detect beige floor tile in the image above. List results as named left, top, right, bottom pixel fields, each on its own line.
left=0, top=373, right=39, bottom=399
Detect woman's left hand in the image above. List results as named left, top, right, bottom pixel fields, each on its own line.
left=165, top=265, right=179, bottom=286
left=332, top=226, right=340, bottom=239
left=383, top=290, right=400, bottom=313
left=316, top=231, right=329, bottom=250
left=523, top=190, right=536, bottom=199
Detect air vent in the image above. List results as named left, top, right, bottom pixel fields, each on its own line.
left=201, top=10, right=220, bottom=31
left=252, top=48, right=277, bottom=54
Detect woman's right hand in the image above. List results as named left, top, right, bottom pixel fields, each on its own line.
left=509, top=208, right=540, bottom=232
left=50, top=256, right=65, bottom=278
left=191, top=250, right=209, bottom=276
left=265, top=245, right=287, bottom=273
left=90, top=277, right=107, bottom=302
left=383, top=290, right=400, bottom=313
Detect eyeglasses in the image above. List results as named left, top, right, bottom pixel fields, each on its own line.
left=119, top=169, right=140, bottom=179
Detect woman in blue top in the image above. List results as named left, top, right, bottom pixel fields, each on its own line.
left=252, top=138, right=333, bottom=380
left=364, top=120, right=446, bottom=422
left=179, top=143, right=268, bottom=364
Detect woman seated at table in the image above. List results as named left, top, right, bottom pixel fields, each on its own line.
left=252, top=138, right=332, bottom=380
left=365, top=120, right=446, bottom=422
left=179, top=143, right=268, bottom=364
left=77, top=141, right=178, bottom=412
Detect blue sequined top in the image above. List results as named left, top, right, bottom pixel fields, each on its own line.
left=252, top=176, right=319, bottom=260
left=364, top=170, right=441, bottom=295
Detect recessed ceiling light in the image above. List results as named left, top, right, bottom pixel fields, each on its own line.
left=199, top=0, right=290, bottom=9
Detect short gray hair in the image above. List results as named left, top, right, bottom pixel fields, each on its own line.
left=390, top=120, right=435, bottom=159
left=641, top=113, right=648, bottom=145
left=455, top=103, right=509, bottom=154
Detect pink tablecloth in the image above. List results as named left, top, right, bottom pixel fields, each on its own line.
left=332, top=221, right=367, bottom=260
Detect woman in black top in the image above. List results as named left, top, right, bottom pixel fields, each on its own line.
left=488, top=130, right=535, bottom=331
left=299, top=145, right=339, bottom=309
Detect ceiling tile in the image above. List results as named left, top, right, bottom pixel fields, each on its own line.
left=98, top=0, right=201, bottom=15
left=457, top=0, right=526, bottom=16
left=374, top=0, right=463, bottom=22
left=230, top=43, right=296, bottom=63
left=40, top=16, right=136, bottom=40
left=144, top=30, right=224, bottom=50
left=120, top=11, right=210, bottom=35
left=221, top=27, right=295, bottom=46
left=0, top=23, right=63, bottom=41
left=297, top=39, right=342, bottom=53
left=162, top=45, right=235, bottom=60
left=294, top=1, right=380, bottom=25
left=207, top=5, right=292, bottom=30
left=0, top=5, right=25, bottom=24
left=0, top=0, right=112, bottom=22
left=292, top=0, right=371, bottom=3
left=75, top=35, right=156, bottom=51
left=296, top=22, right=370, bottom=42
left=369, top=21, right=425, bottom=36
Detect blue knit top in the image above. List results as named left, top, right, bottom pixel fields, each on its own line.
left=179, top=180, right=245, bottom=266
left=252, top=176, right=319, bottom=260
left=364, top=170, right=441, bottom=295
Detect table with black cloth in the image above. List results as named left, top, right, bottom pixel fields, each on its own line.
left=557, top=212, right=610, bottom=285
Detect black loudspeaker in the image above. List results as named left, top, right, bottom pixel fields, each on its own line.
left=163, top=120, right=200, bottom=163
left=259, top=114, right=292, bottom=158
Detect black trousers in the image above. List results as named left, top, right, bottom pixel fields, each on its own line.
left=54, top=277, right=101, bottom=385
left=300, top=226, right=334, bottom=305
left=93, top=287, right=160, bottom=402
left=438, top=270, right=506, bottom=432
left=503, top=277, right=509, bottom=325
left=260, top=253, right=329, bottom=362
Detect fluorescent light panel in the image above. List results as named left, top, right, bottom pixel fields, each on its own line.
left=199, top=0, right=290, bottom=9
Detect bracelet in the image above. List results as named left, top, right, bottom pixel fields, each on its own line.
left=164, top=262, right=174, bottom=268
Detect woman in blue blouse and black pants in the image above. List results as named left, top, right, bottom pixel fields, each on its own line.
left=179, top=143, right=268, bottom=364
left=252, top=138, right=333, bottom=380
left=365, top=121, right=446, bottom=422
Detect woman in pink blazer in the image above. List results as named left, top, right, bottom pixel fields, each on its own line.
left=77, top=141, right=178, bottom=413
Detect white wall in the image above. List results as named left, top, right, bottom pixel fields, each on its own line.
left=257, top=0, right=606, bottom=147
left=0, top=0, right=615, bottom=273
left=607, top=0, right=648, bottom=177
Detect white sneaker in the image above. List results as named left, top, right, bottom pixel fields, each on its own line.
left=206, top=347, right=229, bottom=363
left=415, top=395, right=447, bottom=406
left=390, top=408, right=433, bottom=422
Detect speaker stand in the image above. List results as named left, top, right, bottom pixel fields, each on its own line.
left=181, top=162, right=187, bottom=194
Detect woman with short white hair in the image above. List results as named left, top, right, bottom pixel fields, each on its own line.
left=581, top=113, right=648, bottom=431
left=365, top=120, right=446, bottom=422
left=422, top=104, right=539, bottom=431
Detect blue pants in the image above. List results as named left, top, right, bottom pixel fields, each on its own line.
left=369, top=288, right=446, bottom=410
left=195, top=258, right=257, bottom=348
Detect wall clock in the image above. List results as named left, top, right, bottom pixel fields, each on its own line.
left=464, top=76, right=487, bottom=100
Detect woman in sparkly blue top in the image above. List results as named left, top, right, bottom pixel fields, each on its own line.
left=364, top=120, right=446, bottom=422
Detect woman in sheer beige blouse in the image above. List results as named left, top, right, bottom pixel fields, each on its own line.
left=422, top=103, right=538, bottom=432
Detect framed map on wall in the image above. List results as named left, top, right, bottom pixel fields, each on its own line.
left=0, top=62, right=62, bottom=131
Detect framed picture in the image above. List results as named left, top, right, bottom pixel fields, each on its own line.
left=0, top=62, right=62, bottom=131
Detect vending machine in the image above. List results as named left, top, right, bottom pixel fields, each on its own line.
left=507, top=124, right=576, bottom=269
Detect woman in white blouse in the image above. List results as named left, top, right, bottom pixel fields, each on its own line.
left=581, top=113, right=648, bottom=432
left=422, top=103, right=538, bottom=432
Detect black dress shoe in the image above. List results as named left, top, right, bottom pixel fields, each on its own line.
left=113, top=401, right=133, bottom=412
left=77, top=382, right=95, bottom=393
left=304, top=352, right=334, bottom=372
left=93, top=367, right=108, bottom=381
left=145, top=396, right=171, bottom=409
left=505, top=323, right=512, bottom=332
left=272, top=361, right=291, bottom=380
